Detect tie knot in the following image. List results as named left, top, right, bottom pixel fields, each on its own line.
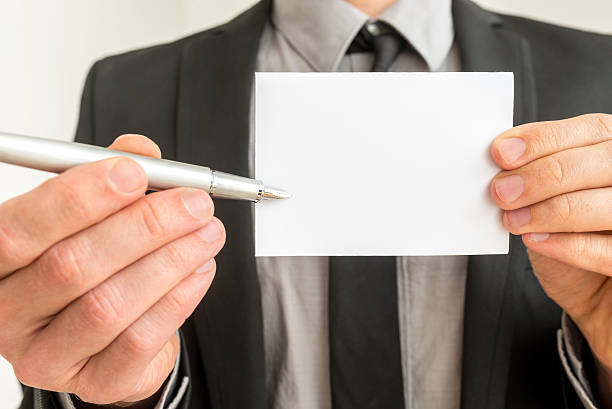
left=347, top=21, right=405, bottom=71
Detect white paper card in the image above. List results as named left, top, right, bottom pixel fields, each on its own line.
left=255, top=72, right=512, bottom=256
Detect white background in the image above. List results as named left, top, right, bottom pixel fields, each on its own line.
left=1, top=1, right=611, bottom=407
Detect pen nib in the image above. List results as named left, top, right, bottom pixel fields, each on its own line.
left=263, top=186, right=292, bottom=200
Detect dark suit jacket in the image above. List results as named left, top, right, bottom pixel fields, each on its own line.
left=20, top=0, right=612, bottom=408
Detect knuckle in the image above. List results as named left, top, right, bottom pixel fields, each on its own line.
left=163, top=278, right=205, bottom=317
left=592, top=113, right=612, bottom=136
left=531, top=122, right=562, bottom=153
left=47, top=177, right=96, bottom=224
left=161, top=241, right=189, bottom=270
left=572, top=234, right=590, bottom=259
left=80, top=287, right=122, bottom=330
left=135, top=198, right=168, bottom=239
left=40, top=242, right=86, bottom=287
left=589, top=235, right=612, bottom=275
left=544, top=154, right=567, bottom=186
left=122, top=326, right=157, bottom=355
left=569, top=234, right=609, bottom=275
left=164, top=290, right=187, bottom=313
left=0, top=223, right=22, bottom=268
left=551, top=194, right=575, bottom=224
left=585, top=235, right=604, bottom=259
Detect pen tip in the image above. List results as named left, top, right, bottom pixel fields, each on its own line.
left=263, top=186, right=292, bottom=200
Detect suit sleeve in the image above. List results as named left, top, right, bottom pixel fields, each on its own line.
left=558, top=312, right=599, bottom=408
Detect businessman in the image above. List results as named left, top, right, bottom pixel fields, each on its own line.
left=2, top=0, right=612, bottom=408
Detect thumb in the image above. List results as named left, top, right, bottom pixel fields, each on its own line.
left=109, top=134, right=162, bottom=159
left=527, top=248, right=605, bottom=321
left=115, top=333, right=180, bottom=405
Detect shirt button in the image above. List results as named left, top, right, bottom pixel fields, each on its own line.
left=366, top=22, right=380, bottom=36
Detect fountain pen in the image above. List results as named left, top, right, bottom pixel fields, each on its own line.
left=0, top=132, right=291, bottom=202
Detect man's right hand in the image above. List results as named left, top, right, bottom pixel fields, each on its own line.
left=0, top=134, right=225, bottom=405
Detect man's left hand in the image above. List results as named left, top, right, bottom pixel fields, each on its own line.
left=490, top=113, right=612, bottom=405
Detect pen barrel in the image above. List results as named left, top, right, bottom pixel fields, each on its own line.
left=211, top=171, right=264, bottom=200
left=0, top=132, right=264, bottom=201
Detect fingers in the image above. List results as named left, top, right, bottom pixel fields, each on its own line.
left=71, top=267, right=216, bottom=404
left=0, top=157, right=147, bottom=277
left=491, top=113, right=612, bottom=170
left=109, top=134, right=162, bottom=159
left=34, top=218, right=224, bottom=370
left=491, top=140, right=612, bottom=210
left=502, top=187, right=612, bottom=235
left=7, top=188, right=214, bottom=325
left=0, top=134, right=159, bottom=278
left=524, top=232, right=612, bottom=277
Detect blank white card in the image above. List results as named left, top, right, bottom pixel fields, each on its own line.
left=255, top=72, right=513, bottom=256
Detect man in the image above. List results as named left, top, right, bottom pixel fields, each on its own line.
left=2, top=0, right=611, bottom=408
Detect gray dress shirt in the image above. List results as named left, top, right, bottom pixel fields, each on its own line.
left=255, top=1, right=465, bottom=409
left=57, top=0, right=599, bottom=408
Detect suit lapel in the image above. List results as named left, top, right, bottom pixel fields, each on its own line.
left=176, top=1, right=271, bottom=408
left=454, top=1, right=537, bottom=408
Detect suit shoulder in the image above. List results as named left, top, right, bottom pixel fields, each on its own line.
left=79, top=0, right=269, bottom=149
left=82, top=31, right=217, bottom=149
left=91, top=30, right=205, bottom=87
left=498, top=14, right=612, bottom=63
left=495, top=13, right=612, bottom=117
left=91, top=0, right=269, bottom=83
left=499, top=12, right=612, bottom=39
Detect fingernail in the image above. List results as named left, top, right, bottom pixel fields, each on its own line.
left=495, top=174, right=525, bottom=203
left=499, top=138, right=526, bottom=164
left=196, top=220, right=222, bottom=243
left=528, top=232, right=550, bottom=242
left=109, top=159, right=145, bottom=193
left=182, top=190, right=212, bottom=220
left=196, top=259, right=214, bottom=274
left=505, top=207, right=531, bottom=228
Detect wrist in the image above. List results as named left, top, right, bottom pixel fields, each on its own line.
left=72, top=383, right=165, bottom=409
left=72, top=394, right=161, bottom=409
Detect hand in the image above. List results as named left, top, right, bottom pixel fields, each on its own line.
left=490, top=114, right=612, bottom=406
left=0, top=135, right=225, bottom=406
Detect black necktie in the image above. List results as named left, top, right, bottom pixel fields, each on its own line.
left=346, top=21, right=406, bottom=71
left=328, top=22, right=406, bottom=409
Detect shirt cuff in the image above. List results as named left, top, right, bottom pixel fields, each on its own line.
left=558, top=311, right=597, bottom=409
left=56, top=332, right=189, bottom=409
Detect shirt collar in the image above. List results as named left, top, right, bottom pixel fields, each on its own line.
left=271, top=0, right=454, bottom=72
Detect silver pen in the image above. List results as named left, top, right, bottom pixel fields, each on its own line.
left=0, top=131, right=291, bottom=202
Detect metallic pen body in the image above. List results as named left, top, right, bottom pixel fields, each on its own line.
left=0, top=132, right=290, bottom=202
